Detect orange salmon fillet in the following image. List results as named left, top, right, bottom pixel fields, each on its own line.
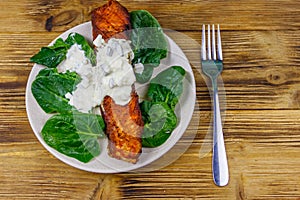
left=91, top=0, right=131, bottom=40
left=101, top=90, right=143, bottom=164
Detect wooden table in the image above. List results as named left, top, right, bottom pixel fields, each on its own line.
left=1, top=0, right=300, bottom=199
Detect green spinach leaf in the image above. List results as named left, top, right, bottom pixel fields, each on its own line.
left=130, top=10, right=168, bottom=83
left=141, top=66, right=186, bottom=147
left=30, top=33, right=96, bottom=68
left=148, top=66, right=186, bottom=109
left=30, top=38, right=70, bottom=68
left=31, top=68, right=81, bottom=114
left=141, top=102, right=177, bottom=147
left=41, top=113, right=105, bottom=163
left=65, top=33, right=96, bottom=66
left=134, top=64, right=154, bottom=83
left=36, top=67, right=58, bottom=77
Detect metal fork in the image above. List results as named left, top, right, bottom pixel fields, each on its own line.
left=201, top=24, right=229, bottom=186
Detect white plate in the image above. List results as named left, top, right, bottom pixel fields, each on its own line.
left=26, top=22, right=196, bottom=173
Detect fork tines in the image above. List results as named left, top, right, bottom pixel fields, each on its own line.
left=202, top=24, right=223, bottom=61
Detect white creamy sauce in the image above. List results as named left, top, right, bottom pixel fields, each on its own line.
left=134, top=63, right=144, bottom=74
left=57, top=35, right=136, bottom=113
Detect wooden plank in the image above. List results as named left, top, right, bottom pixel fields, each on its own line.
left=1, top=84, right=300, bottom=141
left=1, top=110, right=300, bottom=199
left=119, top=141, right=300, bottom=199
left=118, top=109, right=300, bottom=199
left=158, top=30, right=300, bottom=110
left=0, top=143, right=122, bottom=200
left=0, top=0, right=299, bottom=33
left=0, top=29, right=299, bottom=116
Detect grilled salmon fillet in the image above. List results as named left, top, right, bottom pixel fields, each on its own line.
left=101, top=90, right=143, bottom=164
left=91, top=0, right=131, bottom=41
left=92, top=0, right=143, bottom=163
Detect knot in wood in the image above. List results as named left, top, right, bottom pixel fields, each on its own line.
left=45, top=10, right=79, bottom=31
left=265, top=70, right=286, bottom=85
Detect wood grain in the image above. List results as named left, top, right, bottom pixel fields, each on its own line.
left=0, top=0, right=300, bottom=199
left=0, top=0, right=299, bottom=33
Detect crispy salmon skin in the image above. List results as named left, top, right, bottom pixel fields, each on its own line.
left=91, top=0, right=131, bottom=40
left=101, top=90, right=143, bottom=164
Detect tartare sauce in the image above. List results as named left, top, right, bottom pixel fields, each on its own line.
left=57, top=35, right=136, bottom=113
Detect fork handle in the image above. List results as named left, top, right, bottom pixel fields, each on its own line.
left=212, top=83, right=229, bottom=186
